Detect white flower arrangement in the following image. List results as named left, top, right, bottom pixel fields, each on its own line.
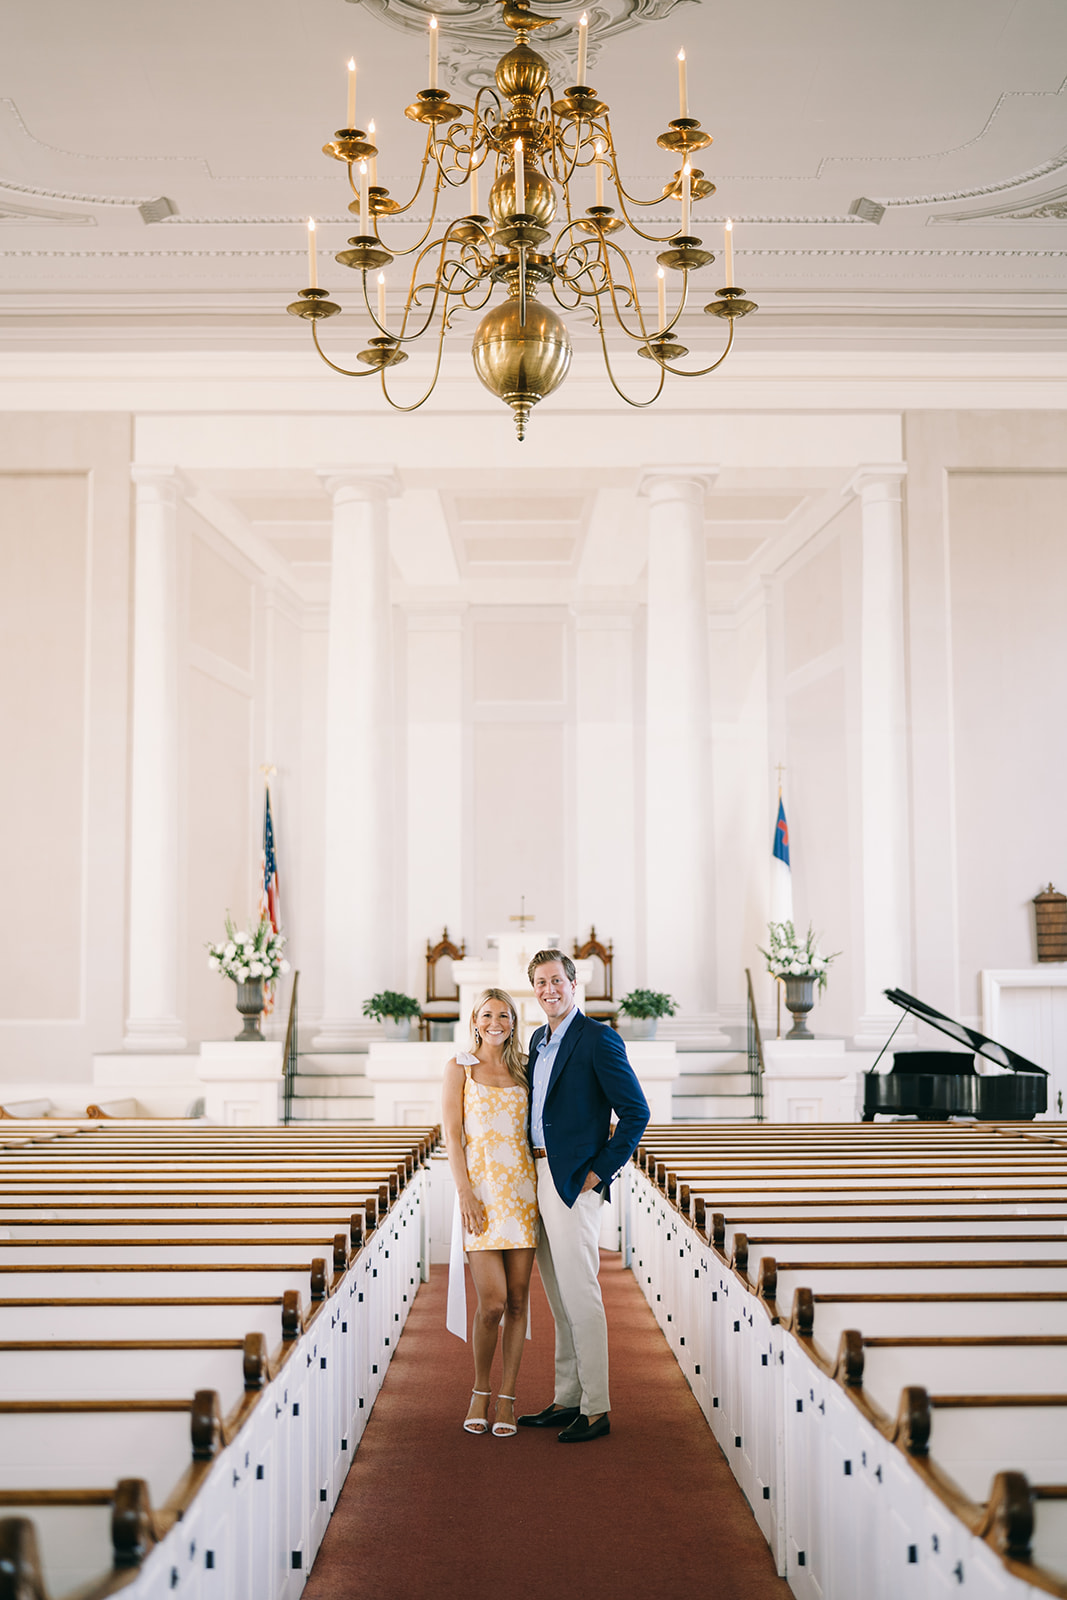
left=759, top=920, right=838, bottom=991
left=207, top=915, right=290, bottom=986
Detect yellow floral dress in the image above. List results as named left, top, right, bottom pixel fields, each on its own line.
left=460, top=1054, right=539, bottom=1251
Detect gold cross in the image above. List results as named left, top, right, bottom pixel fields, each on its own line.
left=509, top=895, right=536, bottom=930
left=259, top=763, right=277, bottom=784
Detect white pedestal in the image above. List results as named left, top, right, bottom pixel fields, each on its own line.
left=365, top=1037, right=678, bottom=1127
left=197, top=1042, right=284, bottom=1126
left=623, top=1042, right=677, bottom=1123
left=762, top=1039, right=873, bottom=1123
left=365, top=1043, right=454, bottom=1126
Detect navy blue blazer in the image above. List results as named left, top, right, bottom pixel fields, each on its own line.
left=528, top=1010, right=650, bottom=1208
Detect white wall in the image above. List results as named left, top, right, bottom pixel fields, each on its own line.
left=0, top=414, right=132, bottom=1080
left=3, top=392, right=1067, bottom=1081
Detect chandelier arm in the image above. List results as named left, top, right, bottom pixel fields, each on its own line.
left=391, top=224, right=491, bottom=342
left=544, top=104, right=584, bottom=193
left=593, top=315, right=668, bottom=409
left=644, top=314, right=737, bottom=378
left=428, top=103, right=484, bottom=182
left=372, top=160, right=446, bottom=257
left=364, top=129, right=438, bottom=229
left=377, top=302, right=452, bottom=413
left=598, top=234, right=660, bottom=344
left=599, top=241, right=694, bottom=344
left=309, top=321, right=382, bottom=378
left=609, top=180, right=693, bottom=242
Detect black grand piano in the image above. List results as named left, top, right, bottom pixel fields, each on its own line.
left=862, top=988, right=1048, bottom=1121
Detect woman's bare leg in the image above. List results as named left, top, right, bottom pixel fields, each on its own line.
left=465, top=1250, right=507, bottom=1426
left=494, top=1247, right=535, bottom=1429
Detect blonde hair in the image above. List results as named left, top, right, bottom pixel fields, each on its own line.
left=470, top=987, right=528, bottom=1088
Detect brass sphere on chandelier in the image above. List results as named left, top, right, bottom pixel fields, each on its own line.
left=472, top=294, right=572, bottom=441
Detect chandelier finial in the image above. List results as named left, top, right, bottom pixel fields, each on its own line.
left=500, top=0, right=559, bottom=32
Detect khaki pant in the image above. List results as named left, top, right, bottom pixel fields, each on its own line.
left=535, top=1157, right=610, bottom=1416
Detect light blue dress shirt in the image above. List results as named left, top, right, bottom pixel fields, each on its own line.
left=529, top=1004, right=580, bottom=1147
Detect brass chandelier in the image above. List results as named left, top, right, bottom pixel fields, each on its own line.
left=287, top=0, right=757, bottom=439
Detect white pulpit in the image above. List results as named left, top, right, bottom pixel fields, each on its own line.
left=452, top=929, right=593, bottom=1047
left=761, top=1039, right=874, bottom=1123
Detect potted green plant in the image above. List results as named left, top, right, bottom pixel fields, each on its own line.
left=207, top=915, right=290, bottom=1041
left=617, top=988, right=678, bottom=1041
left=362, top=990, right=422, bottom=1042
left=758, top=920, right=838, bottom=1039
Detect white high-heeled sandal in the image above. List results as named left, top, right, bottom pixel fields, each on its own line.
left=463, top=1390, right=491, bottom=1434
left=492, top=1394, right=517, bottom=1437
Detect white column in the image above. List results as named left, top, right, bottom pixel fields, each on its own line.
left=638, top=468, right=726, bottom=1034
left=124, top=465, right=186, bottom=1050
left=846, top=465, right=911, bottom=1045
left=313, top=467, right=401, bottom=1048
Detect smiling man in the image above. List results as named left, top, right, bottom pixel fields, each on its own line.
left=518, top=948, right=650, bottom=1441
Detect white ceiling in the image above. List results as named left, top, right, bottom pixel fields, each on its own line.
left=2, top=0, right=1066, bottom=354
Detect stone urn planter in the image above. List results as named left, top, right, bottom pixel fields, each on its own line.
left=382, top=1017, right=413, bottom=1042
left=235, top=977, right=265, bottom=1042
left=783, top=975, right=816, bottom=1040
left=627, top=1017, right=658, bottom=1041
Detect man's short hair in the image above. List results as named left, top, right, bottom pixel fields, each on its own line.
left=527, top=948, right=577, bottom=985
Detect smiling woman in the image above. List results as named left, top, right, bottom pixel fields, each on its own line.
left=441, top=987, right=538, bottom=1437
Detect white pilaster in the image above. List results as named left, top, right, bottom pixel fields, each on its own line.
left=638, top=467, right=726, bottom=1033
left=313, top=467, right=401, bottom=1048
left=846, top=465, right=911, bottom=1045
left=124, top=465, right=187, bottom=1050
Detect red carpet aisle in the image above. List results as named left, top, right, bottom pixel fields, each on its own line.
left=303, top=1254, right=791, bottom=1600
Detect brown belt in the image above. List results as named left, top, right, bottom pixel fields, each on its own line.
left=532, top=1147, right=548, bottom=1159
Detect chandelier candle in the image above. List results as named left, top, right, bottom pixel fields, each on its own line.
left=513, top=137, right=525, bottom=213
left=347, top=57, right=356, bottom=127
left=307, top=219, right=317, bottom=288
left=724, top=218, right=734, bottom=284
left=288, top=0, right=757, bottom=438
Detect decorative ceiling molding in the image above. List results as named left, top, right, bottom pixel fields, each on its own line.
left=930, top=184, right=1067, bottom=224
left=813, top=73, right=1067, bottom=180
left=0, top=178, right=176, bottom=224
left=0, top=96, right=208, bottom=171
left=0, top=198, right=96, bottom=226
left=344, top=0, right=695, bottom=93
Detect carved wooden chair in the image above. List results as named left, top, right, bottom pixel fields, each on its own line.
left=420, top=928, right=466, bottom=1041
left=573, top=926, right=618, bottom=1029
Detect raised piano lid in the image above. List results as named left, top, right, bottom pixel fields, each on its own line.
left=883, top=988, right=1047, bottom=1076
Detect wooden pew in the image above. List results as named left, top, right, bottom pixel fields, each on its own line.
left=627, top=1121, right=1067, bottom=1600
left=0, top=1122, right=437, bottom=1600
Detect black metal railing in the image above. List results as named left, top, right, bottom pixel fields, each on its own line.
left=282, top=970, right=300, bottom=1126
left=744, top=967, right=765, bottom=1122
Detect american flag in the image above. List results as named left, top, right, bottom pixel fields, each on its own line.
left=259, top=786, right=280, bottom=933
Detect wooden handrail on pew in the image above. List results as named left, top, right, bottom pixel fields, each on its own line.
left=0, top=1479, right=167, bottom=1573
